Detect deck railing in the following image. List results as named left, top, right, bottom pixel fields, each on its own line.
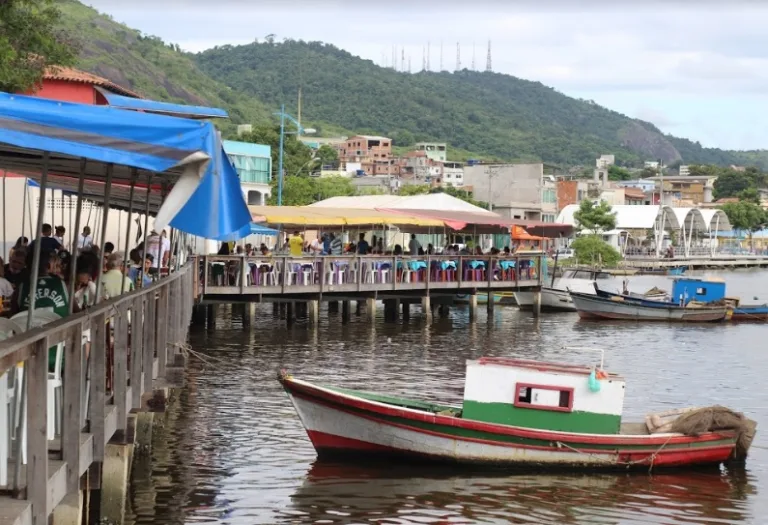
left=0, top=263, right=194, bottom=523
left=196, top=253, right=545, bottom=296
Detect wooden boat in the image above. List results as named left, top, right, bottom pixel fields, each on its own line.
left=279, top=357, right=755, bottom=470
left=569, top=290, right=730, bottom=322
left=515, top=268, right=614, bottom=312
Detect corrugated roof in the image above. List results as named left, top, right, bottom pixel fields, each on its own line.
left=310, top=193, right=491, bottom=214
left=557, top=204, right=681, bottom=230
left=43, top=66, right=140, bottom=98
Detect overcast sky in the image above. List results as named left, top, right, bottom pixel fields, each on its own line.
left=87, top=1, right=768, bottom=151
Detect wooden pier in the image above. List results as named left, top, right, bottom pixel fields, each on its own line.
left=0, top=265, right=194, bottom=525
left=194, top=253, right=545, bottom=320
left=621, top=255, right=768, bottom=271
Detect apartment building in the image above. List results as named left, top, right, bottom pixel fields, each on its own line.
left=463, top=163, right=548, bottom=221
left=338, top=135, right=394, bottom=175
left=441, top=161, right=464, bottom=187
left=415, top=142, right=448, bottom=162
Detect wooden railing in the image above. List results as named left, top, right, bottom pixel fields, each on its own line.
left=0, top=264, right=194, bottom=524
left=196, top=253, right=545, bottom=297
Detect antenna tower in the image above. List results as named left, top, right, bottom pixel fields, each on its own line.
left=472, top=41, right=476, bottom=70
left=408, top=55, right=412, bottom=73
left=456, top=42, right=461, bottom=71
left=422, top=46, right=426, bottom=71
left=401, top=47, right=405, bottom=72
left=426, top=41, right=431, bottom=71
left=392, top=45, right=396, bottom=71
left=486, top=40, right=492, bottom=72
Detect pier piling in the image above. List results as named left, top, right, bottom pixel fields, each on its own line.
left=366, top=298, right=376, bottom=321
left=308, top=300, right=320, bottom=325
left=342, top=301, right=350, bottom=323
left=469, top=294, right=478, bottom=321
left=421, top=296, right=431, bottom=321
left=533, top=291, right=542, bottom=317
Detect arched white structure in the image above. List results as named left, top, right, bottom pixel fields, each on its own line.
left=700, top=209, right=732, bottom=256
left=557, top=204, right=680, bottom=256
left=671, top=208, right=708, bottom=257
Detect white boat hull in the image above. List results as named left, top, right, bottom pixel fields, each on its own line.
left=570, top=292, right=728, bottom=322
left=515, top=287, right=576, bottom=312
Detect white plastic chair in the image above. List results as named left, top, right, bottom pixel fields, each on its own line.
left=0, top=318, right=24, bottom=487
left=11, top=309, right=64, bottom=441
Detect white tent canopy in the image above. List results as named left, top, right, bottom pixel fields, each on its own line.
left=311, top=193, right=493, bottom=214
left=699, top=209, right=732, bottom=233
left=556, top=204, right=681, bottom=230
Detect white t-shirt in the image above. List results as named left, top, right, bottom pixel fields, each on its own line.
left=0, top=277, right=13, bottom=297
left=77, top=234, right=93, bottom=250
left=74, top=281, right=98, bottom=309
left=146, top=235, right=171, bottom=268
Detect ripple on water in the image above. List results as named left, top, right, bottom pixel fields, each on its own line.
left=126, top=271, right=768, bottom=525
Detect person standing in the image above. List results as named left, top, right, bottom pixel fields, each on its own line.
left=145, top=230, right=164, bottom=275
left=101, top=253, right=134, bottom=298
left=408, top=234, right=421, bottom=255
left=28, top=223, right=62, bottom=255
left=289, top=231, right=304, bottom=257
left=77, top=226, right=93, bottom=252
left=357, top=233, right=370, bottom=255
left=12, top=249, right=69, bottom=317
left=329, top=233, right=342, bottom=256
left=54, top=226, right=66, bottom=250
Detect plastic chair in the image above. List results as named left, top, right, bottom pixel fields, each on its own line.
left=0, top=318, right=24, bottom=486
left=11, top=309, right=64, bottom=442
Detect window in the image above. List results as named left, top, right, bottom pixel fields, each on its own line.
left=514, top=383, right=573, bottom=412
left=696, top=287, right=706, bottom=295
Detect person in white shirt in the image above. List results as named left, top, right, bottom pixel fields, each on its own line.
left=77, top=226, right=93, bottom=252
left=408, top=234, right=422, bottom=255
left=161, top=230, right=171, bottom=267
left=0, top=258, right=14, bottom=298
left=54, top=225, right=67, bottom=251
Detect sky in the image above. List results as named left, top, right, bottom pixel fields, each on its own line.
left=86, top=0, right=768, bottom=151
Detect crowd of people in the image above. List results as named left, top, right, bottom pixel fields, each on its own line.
left=0, top=224, right=173, bottom=319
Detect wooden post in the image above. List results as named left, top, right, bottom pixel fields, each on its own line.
left=366, top=297, right=376, bottom=321
left=27, top=338, right=49, bottom=523
left=341, top=300, right=350, bottom=323
left=533, top=290, right=542, bottom=317
left=469, top=293, right=478, bottom=322
left=62, top=325, right=84, bottom=492
left=421, top=296, right=431, bottom=321
left=156, top=287, right=169, bottom=378
left=114, top=304, right=129, bottom=432
left=90, top=313, right=107, bottom=462
left=143, top=292, right=155, bottom=395
left=131, top=296, right=144, bottom=409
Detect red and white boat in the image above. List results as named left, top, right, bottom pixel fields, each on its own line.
left=279, top=357, right=755, bottom=470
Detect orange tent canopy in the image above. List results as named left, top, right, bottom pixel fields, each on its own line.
left=511, top=225, right=546, bottom=241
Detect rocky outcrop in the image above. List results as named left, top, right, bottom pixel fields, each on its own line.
left=619, top=122, right=682, bottom=163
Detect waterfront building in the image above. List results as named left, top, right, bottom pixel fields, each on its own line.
left=222, top=140, right=272, bottom=206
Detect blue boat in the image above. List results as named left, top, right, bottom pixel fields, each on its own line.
left=596, top=277, right=768, bottom=322
left=667, top=266, right=687, bottom=276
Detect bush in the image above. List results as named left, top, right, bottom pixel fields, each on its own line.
left=571, top=235, right=622, bottom=267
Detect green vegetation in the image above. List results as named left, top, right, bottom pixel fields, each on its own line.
left=571, top=235, right=622, bottom=267
left=271, top=175, right=355, bottom=206
left=1, top=0, right=78, bottom=92
left=694, top=165, right=768, bottom=200
left=45, top=3, right=768, bottom=169
left=573, top=200, right=617, bottom=233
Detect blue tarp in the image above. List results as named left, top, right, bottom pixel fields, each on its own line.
left=95, top=87, right=229, bottom=119
left=221, top=222, right=279, bottom=242
left=0, top=92, right=250, bottom=240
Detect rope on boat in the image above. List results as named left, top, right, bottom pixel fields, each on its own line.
left=554, top=434, right=675, bottom=473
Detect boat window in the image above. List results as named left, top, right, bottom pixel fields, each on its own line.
left=562, top=270, right=576, bottom=279
left=572, top=271, right=592, bottom=280
left=514, top=383, right=574, bottom=412
left=594, top=272, right=611, bottom=280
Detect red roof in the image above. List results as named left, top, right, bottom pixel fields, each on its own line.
left=43, top=66, right=141, bottom=98
left=624, top=188, right=646, bottom=199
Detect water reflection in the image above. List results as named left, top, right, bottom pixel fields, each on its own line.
left=125, top=271, right=768, bottom=525
left=286, top=463, right=754, bottom=525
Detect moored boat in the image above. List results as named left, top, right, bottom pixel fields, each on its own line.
left=514, top=268, right=614, bottom=312
left=569, top=290, right=730, bottom=322
left=279, top=356, right=755, bottom=470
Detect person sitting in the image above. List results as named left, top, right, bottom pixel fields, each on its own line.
left=259, top=243, right=271, bottom=256
left=73, top=256, right=98, bottom=310
left=3, top=247, right=26, bottom=288
left=129, top=253, right=153, bottom=288
left=11, top=249, right=69, bottom=317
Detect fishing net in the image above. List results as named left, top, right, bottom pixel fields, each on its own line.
left=669, top=406, right=757, bottom=459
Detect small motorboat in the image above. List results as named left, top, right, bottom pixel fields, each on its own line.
left=570, top=289, right=730, bottom=322
left=515, top=268, right=614, bottom=312
left=279, top=355, right=755, bottom=470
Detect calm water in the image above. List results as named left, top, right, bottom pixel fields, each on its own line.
left=126, top=270, right=768, bottom=525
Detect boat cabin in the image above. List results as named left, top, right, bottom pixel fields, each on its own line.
left=670, top=277, right=726, bottom=305
left=462, top=358, right=626, bottom=434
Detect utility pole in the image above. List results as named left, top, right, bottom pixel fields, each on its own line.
left=486, top=165, right=499, bottom=212
left=486, top=40, right=492, bottom=72
left=401, top=47, right=405, bottom=72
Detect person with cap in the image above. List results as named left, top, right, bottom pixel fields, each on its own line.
left=101, top=252, right=134, bottom=298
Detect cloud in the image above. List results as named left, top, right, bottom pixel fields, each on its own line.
left=83, top=0, right=768, bottom=149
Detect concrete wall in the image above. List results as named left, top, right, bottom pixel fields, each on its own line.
left=463, top=163, right=543, bottom=213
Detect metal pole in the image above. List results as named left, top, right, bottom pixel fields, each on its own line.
left=26, top=181, right=33, bottom=241
left=121, top=169, right=137, bottom=294
left=68, top=160, right=86, bottom=314
left=94, top=164, right=113, bottom=303
left=21, top=178, right=27, bottom=244
left=277, top=104, right=285, bottom=206
left=141, top=174, right=153, bottom=287
left=2, top=169, right=6, bottom=260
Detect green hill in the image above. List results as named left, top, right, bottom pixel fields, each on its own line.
left=55, top=0, right=270, bottom=131
left=54, top=1, right=768, bottom=169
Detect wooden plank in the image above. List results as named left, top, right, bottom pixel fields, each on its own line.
left=131, top=296, right=144, bottom=409
left=168, top=279, right=177, bottom=361
left=113, top=305, right=128, bottom=433
left=26, top=338, right=49, bottom=523
left=143, top=292, right=155, bottom=395
left=89, top=313, right=107, bottom=462
left=156, top=287, right=168, bottom=378
left=61, top=324, right=83, bottom=493
left=0, top=497, right=31, bottom=525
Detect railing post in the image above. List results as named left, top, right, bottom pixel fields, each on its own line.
left=27, top=338, right=49, bottom=523
left=131, top=296, right=144, bottom=409
left=487, top=256, right=493, bottom=290
left=458, top=256, right=464, bottom=288
left=156, top=286, right=169, bottom=378
left=167, top=278, right=178, bottom=363
left=202, top=255, right=209, bottom=294
left=392, top=255, right=397, bottom=290
left=239, top=257, right=246, bottom=294
left=62, top=324, right=83, bottom=493
left=114, top=304, right=129, bottom=432
left=143, top=290, right=156, bottom=394
left=281, top=256, right=288, bottom=293
left=90, top=313, right=107, bottom=462
left=426, top=254, right=431, bottom=291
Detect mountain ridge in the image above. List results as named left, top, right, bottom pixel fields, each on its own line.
left=55, top=1, right=768, bottom=169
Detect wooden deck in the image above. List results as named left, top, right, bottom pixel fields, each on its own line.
left=622, top=256, right=768, bottom=270
left=195, top=254, right=545, bottom=302
left=0, top=265, right=194, bottom=525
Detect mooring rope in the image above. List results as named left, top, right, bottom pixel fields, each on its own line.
left=555, top=434, right=675, bottom=472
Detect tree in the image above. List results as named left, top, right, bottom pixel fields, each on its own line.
left=266, top=175, right=354, bottom=206
left=240, top=125, right=313, bottom=178
left=607, top=165, right=631, bottom=181
left=719, top=201, right=766, bottom=251
left=713, top=172, right=756, bottom=200
left=392, top=130, right=415, bottom=147
left=573, top=199, right=617, bottom=233
left=571, top=235, right=622, bottom=267
left=738, top=188, right=761, bottom=205
left=398, top=184, right=430, bottom=196
left=315, top=144, right=338, bottom=167
left=0, top=0, right=79, bottom=92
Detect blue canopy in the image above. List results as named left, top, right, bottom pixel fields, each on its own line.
left=95, top=87, right=229, bottom=119
left=0, top=92, right=250, bottom=240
